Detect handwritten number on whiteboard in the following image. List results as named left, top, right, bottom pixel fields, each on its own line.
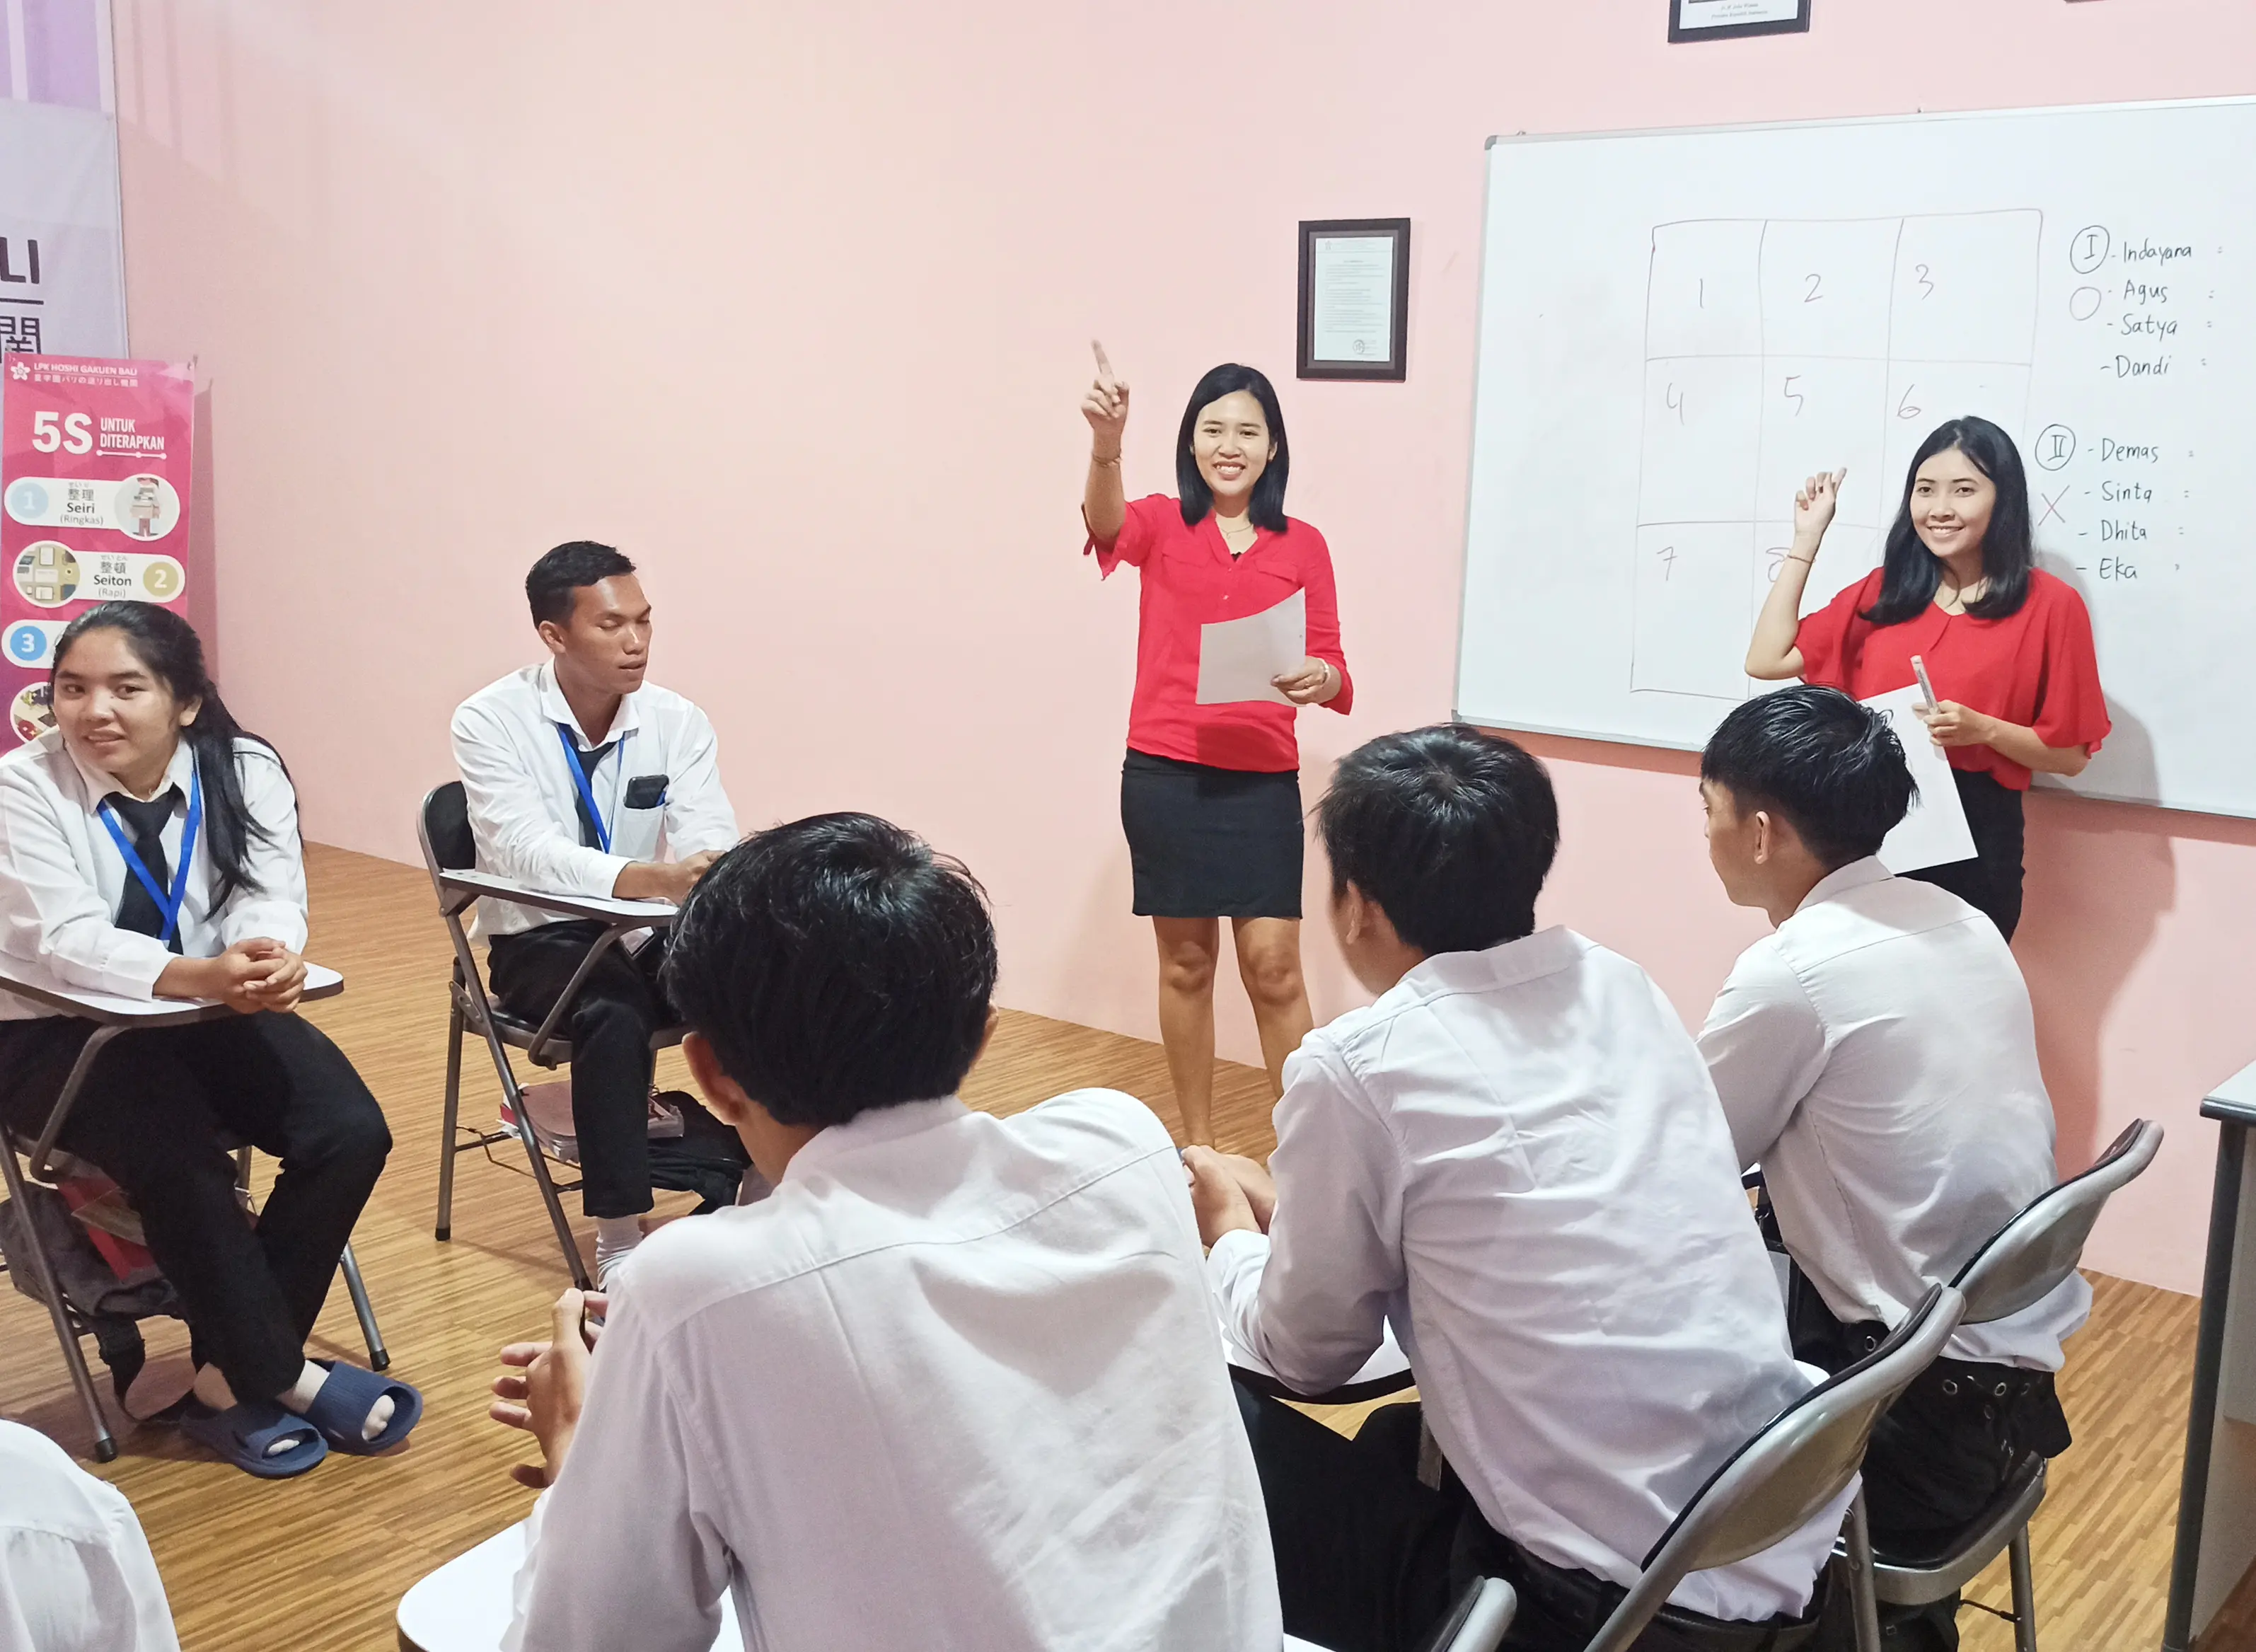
left=1666, top=383, right=1684, bottom=424
left=1804, top=273, right=1824, bottom=304
left=1897, top=384, right=1922, bottom=421
left=1658, top=545, right=1677, bottom=582
left=1783, top=375, right=1805, bottom=418
left=1914, top=263, right=1934, bottom=301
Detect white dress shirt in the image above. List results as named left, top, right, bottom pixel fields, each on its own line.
left=1210, top=928, right=1846, bottom=1624
left=450, top=662, right=738, bottom=937
left=1699, top=859, right=2090, bottom=1369
left=0, top=1421, right=180, bottom=1652
left=0, top=732, right=306, bottom=1019
left=509, top=1090, right=1280, bottom=1652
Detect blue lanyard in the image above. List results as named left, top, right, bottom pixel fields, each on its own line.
left=556, top=724, right=612, bottom=853
left=97, top=761, right=202, bottom=945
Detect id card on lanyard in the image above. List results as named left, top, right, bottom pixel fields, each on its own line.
left=97, top=762, right=204, bottom=946
left=557, top=724, right=615, bottom=854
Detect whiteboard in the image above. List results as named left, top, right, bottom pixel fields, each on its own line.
left=1454, top=99, right=2256, bottom=818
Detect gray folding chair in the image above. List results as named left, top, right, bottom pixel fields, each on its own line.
left=1285, top=1288, right=1962, bottom=1652
left=1555, top=1282, right=1962, bottom=1652
left=0, top=961, right=385, bottom=1462
left=417, top=782, right=685, bottom=1290
left=1839, top=1118, right=2163, bottom=1652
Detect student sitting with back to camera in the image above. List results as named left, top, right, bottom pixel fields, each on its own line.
left=1696, top=686, right=2083, bottom=1652
left=1186, top=724, right=1843, bottom=1652
left=452, top=541, right=746, bottom=1288
left=487, top=812, right=1279, bottom=1652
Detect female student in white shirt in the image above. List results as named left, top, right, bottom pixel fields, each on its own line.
left=0, top=602, right=419, bottom=1478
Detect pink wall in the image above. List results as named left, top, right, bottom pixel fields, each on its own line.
left=108, top=0, right=2256, bottom=1294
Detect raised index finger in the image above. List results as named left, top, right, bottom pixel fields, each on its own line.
left=1091, top=339, right=1116, bottom=384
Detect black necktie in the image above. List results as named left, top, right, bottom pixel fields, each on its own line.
left=105, top=790, right=185, bottom=953
left=565, top=738, right=618, bottom=850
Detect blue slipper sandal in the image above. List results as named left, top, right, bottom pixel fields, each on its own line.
left=303, top=1359, right=422, bottom=1454
left=180, top=1398, right=328, bottom=1479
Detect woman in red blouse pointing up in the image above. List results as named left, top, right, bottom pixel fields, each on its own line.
left=1080, top=344, right=1353, bottom=1146
left=1747, top=416, right=2110, bottom=941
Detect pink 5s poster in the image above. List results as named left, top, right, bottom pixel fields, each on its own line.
left=1, top=355, right=195, bottom=746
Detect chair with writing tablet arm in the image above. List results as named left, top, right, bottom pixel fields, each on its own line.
left=1833, top=1119, right=2162, bottom=1652
left=417, top=782, right=688, bottom=1289
left=0, top=957, right=384, bottom=1462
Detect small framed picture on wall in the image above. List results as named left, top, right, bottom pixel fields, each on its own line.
left=1297, top=218, right=1410, bottom=381
left=1669, top=0, right=1810, bottom=42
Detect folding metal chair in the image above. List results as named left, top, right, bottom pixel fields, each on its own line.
left=1838, top=1119, right=2163, bottom=1652
left=0, top=959, right=386, bottom=1463
left=417, top=782, right=685, bottom=1290
left=1279, top=1286, right=1962, bottom=1652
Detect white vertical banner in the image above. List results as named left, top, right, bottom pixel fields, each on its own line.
left=0, top=98, right=127, bottom=362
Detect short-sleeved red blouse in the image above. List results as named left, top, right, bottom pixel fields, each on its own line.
left=1794, top=567, right=2110, bottom=790
left=1087, top=493, right=1353, bottom=774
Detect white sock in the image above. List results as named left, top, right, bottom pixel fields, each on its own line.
left=279, top=1359, right=393, bottom=1444
left=192, top=1363, right=314, bottom=1457
left=594, top=1215, right=644, bottom=1288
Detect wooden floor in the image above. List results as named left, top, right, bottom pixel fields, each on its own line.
left=0, top=844, right=2232, bottom=1650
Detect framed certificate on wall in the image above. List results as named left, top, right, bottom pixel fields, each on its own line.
left=1297, top=219, right=1410, bottom=381
left=1669, top=0, right=1810, bottom=42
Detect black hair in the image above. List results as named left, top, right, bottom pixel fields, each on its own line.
left=1175, top=363, right=1290, bottom=533
left=1701, top=686, right=1914, bottom=869
left=1316, top=724, right=1559, bottom=957
left=50, top=601, right=284, bottom=906
left=660, top=813, right=998, bottom=1129
left=526, top=541, right=636, bottom=628
left=1863, top=417, right=2035, bottom=627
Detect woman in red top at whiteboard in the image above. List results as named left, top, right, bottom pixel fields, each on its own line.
left=1747, top=416, right=2110, bottom=941
left=1081, top=345, right=1352, bottom=1146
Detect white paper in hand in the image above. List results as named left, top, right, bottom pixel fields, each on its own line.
left=1863, top=684, right=1978, bottom=874
left=1196, top=589, right=1307, bottom=706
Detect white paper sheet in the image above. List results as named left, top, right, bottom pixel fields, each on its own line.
left=1863, top=685, right=1979, bottom=875
left=1196, top=588, right=1306, bottom=706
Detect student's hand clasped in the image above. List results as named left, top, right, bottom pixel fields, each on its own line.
left=233, top=938, right=307, bottom=1014
left=1181, top=1147, right=1265, bottom=1248
left=490, top=1288, right=605, bottom=1489
left=1273, top=658, right=1338, bottom=706
left=1915, top=699, right=1992, bottom=749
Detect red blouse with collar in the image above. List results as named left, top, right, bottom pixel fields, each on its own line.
left=1794, top=567, right=2110, bottom=791
left=1088, top=494, right=1353, bottom=774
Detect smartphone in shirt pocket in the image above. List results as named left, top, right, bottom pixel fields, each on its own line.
left=625, top=774, right=669, bottom=811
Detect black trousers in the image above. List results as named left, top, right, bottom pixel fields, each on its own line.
left=1234, top=1385, right=1822, bottom=1652
left=0, top=1012, right=390, bottom=1402
left=1901, top=771, right=2025, bottom=942
left=487, top=920, right=673, bottom=1220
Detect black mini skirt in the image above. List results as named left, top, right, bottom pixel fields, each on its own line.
left=1120, top=749, right=1305, bottom=920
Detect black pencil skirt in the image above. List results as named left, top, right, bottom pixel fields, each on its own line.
left=1121, top=749, right=1305, bottom=920
left=1902, top=769, right=2027, bottom=942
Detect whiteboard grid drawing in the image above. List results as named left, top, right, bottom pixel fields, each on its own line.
left=1632, top=213, right=2040, bottom=704
left=1454, top=100, right=2256, bottom=819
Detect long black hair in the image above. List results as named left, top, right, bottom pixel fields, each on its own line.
left=51, top=601, right=284, bottom=905
left=1862, top=416, right=2035, bottom=626
left=1175, top=363, right=1290, bottom=532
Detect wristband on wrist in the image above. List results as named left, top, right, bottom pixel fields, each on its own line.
left=1091, top=451, right=1122, bottom=466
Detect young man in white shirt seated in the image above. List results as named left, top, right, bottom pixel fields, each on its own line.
left=0, top=1419, right=180, bottom=1651
left=488, top=812, right=1280, bottom=1652
left=1697, top=686, right=2082, bottom=1652
left=451, top=542, right=745, bottom=1284
left=1185, top=724, right=1841, bottom=1652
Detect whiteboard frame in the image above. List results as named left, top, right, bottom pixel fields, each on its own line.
left=1454, top=95, right=2256, bottom=821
